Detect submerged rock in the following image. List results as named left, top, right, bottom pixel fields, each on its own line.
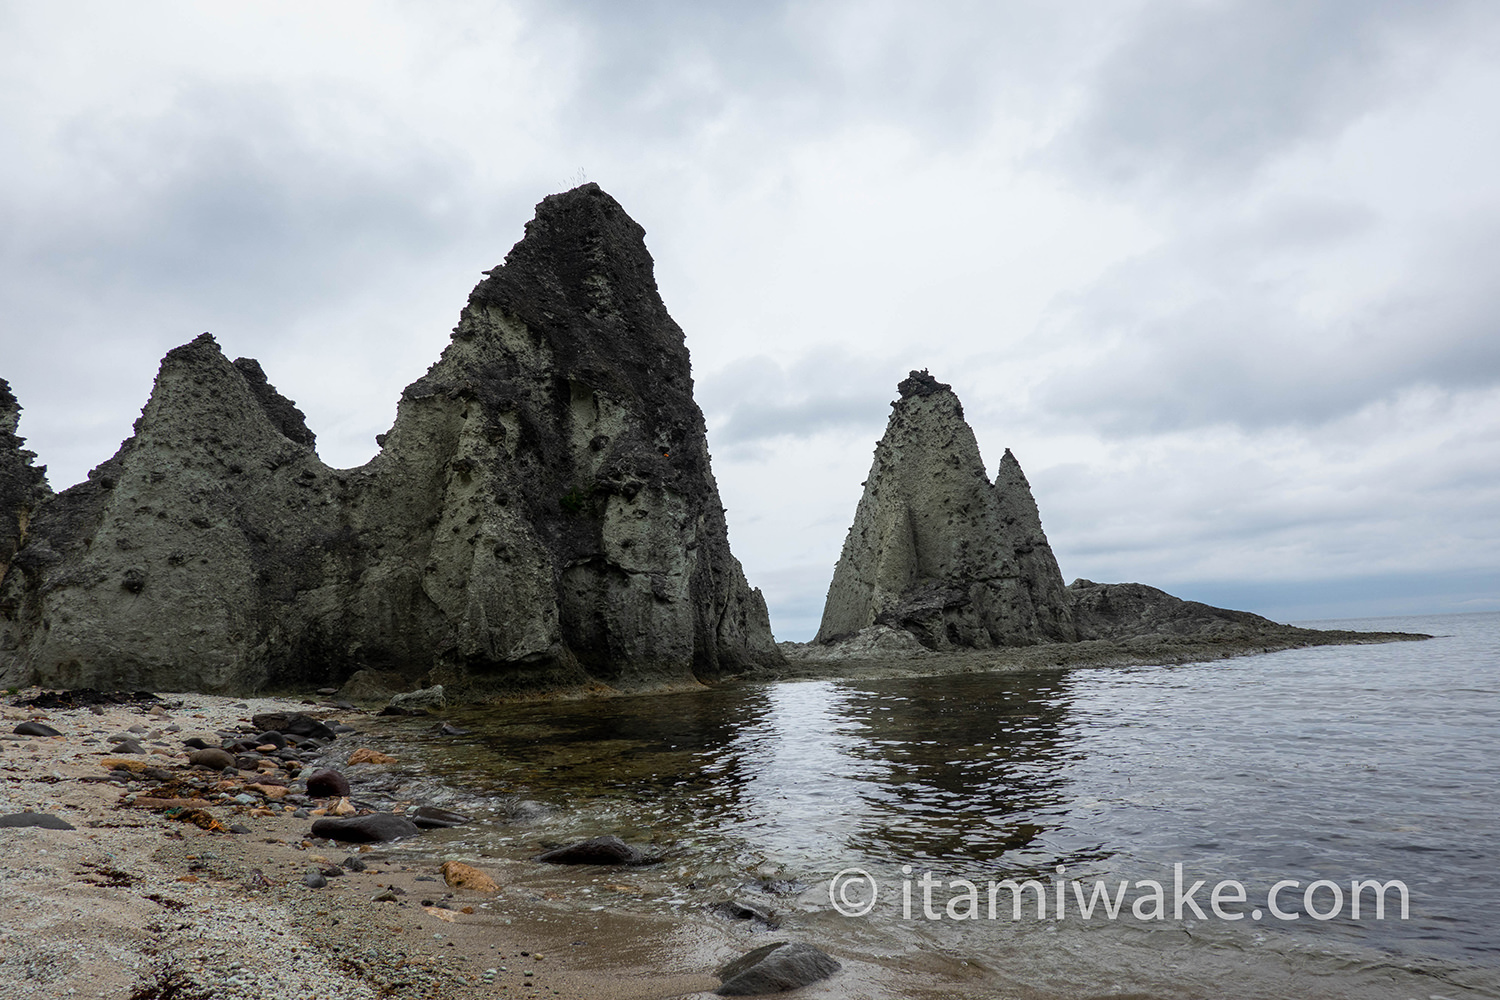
left=536, top=835, right=646, bottom=866
left=715, top=941, right=841, bottom=996
left=710, top=899, right=778, bottom=930
left=411, top=805, right=470, bottom=829
left=440, top=860, right=499, bottom=892
left=816, top=370, right=1075, bottom=651
left=304, top=769, right=351, bottom=798
left=0, top=185, right=782, bottom=696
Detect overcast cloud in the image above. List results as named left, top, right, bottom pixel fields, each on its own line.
left=3, top=0, right=1498, bottom=639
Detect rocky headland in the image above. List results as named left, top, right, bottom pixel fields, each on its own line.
left=0, top=188, right=1424, bottom=704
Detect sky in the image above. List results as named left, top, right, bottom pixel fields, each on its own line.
left=3, top=0, right=1498, bottom=640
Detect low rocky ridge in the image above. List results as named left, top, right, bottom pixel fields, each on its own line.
left=0, top=184, right=781, bottom=698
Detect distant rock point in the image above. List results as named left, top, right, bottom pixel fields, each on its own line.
left=816, top=374, right=1076, bottom=650
left=896, top=368, right=950, bottom=399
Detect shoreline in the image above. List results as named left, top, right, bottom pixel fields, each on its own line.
left=0, top=628, right=1444, bottom=999
left=0, top=691, right=736, bottom=999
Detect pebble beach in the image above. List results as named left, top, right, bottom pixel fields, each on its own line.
left=0, top=689, right=730, bottom=1000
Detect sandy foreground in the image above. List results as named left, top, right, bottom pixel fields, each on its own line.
left=0, top=690, right=746, bottom=1000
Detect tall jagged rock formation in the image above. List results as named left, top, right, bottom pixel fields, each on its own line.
left=0, top=184, right=782, bottom=695
left=815, top=370, right=1075, bottom=650
left=0, top=380, right=51, bottom=583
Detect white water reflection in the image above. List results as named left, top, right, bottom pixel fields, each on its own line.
left=714, top=680, right=883, bottom=870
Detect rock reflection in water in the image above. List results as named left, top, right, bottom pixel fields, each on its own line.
left=442, top=673, right=1095, bottom=881
left=834, top=673, right=1089, bottom=872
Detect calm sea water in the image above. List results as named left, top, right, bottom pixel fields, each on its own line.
left=372, top=611, right=1500, bottom=998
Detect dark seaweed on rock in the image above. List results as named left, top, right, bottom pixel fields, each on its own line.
left=0, top=378, right=50, bottom=586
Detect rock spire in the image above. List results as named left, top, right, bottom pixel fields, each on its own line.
left=815, top=370, right=1075, bottom=649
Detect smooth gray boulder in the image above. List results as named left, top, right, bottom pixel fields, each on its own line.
left=0, top=184, right=783, bottom=697
left=715, top=941, right=841, bottom=996
left=13, top=721, right=62, bottom=737
left=815, top=370, right=1075, bottom=651
left=386, top=685, right=445, bottom=712
left=187, top=748, right=235, bottom=770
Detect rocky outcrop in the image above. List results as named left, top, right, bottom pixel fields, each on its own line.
left=0, top=379, right=50, bottom=583
left=0, top=184, right=782, bottom=695
left=815, top=371, right=1075, bottom=650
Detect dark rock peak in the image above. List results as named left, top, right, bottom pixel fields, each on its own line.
left=161, top=331, right=223, bottom=367
left=998, top=447, right=1022, bottom=478
left=896, top=369, right=951, bottom=399
left=1, top=378, right=21, bottom=435
left=231, top=357, right=317, bottom=448
left=1, top=377, right=51, bottom=580
left=466, top=183, right=687, bottom=403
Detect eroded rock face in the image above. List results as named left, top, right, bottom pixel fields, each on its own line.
left=0, top=184, right=782, bottom=695
left=815, top=370, right=1075, bottom=650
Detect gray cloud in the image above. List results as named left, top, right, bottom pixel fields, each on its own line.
left=520, top=0, right=1083, bottom=149
left=1049, top=0, right=1477, bottom=189
left=9, top=84, right=500, bottom=327
left=1028, top=210, right=1500, bottom=435
left=700, top=350, right=899, bottom=451
left=1156, top=569, right=1500, bottom=623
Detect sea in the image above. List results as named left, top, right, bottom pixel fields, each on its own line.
left=368, top=611, right=1500, bottom=998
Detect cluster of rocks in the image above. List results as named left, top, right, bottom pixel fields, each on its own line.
left=3, top=695, right=481, bottom=848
